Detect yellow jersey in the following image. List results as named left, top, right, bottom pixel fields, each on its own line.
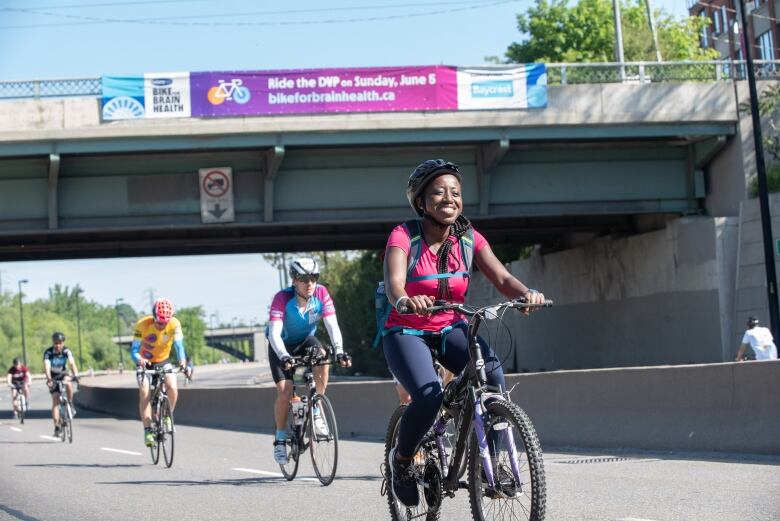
left=131, top=316, right=184, bottom=364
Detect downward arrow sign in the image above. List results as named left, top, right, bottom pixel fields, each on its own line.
left=209, top=203, right=227, bottom=218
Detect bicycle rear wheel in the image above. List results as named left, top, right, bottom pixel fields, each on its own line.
left=159, top=396, right=175, bottom=468
left=308, top=394, right=338, bottom=486
left=279, top=408, right=300, bottom=480
left=150, top=399, right=161, bottom=465
left=383, top=404, right=441, bottom=521
left=467, top=400, right=546, bottom=521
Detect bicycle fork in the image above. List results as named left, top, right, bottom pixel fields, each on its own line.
left=474, top=396, right=524, bottom=492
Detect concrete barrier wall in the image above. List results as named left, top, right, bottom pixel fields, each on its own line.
left=76, top=360, right=780, bottom=455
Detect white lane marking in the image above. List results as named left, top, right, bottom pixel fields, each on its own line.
left=232, top=468, right=319, bottom=482
left=10, top=427, right=22, bottom=432
left=619, top=518, right=660, bottom=521
left=100, top=447, right=142, bottom=456
left=40, top=435, right=60, bottom=441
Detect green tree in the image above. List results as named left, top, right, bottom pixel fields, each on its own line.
left=506, top=0, right=716, bottom=63
left=316, top=251, right=388, bottom=377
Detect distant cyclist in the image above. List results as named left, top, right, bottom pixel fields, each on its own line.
left=736, top=316, right=778, bottom=361
left=267, top=257, right=352, bottom=465
left=382, top=159, right=545, bottom=506
left=44, top=332, right=80, bottom=437
left=7, top=357, right=30, bottom=419
left=130, top=298, right=188, bottom=447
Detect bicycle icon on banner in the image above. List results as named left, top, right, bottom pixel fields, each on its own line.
left=207, top=78, right=251, bottom=105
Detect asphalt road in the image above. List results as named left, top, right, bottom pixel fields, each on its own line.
left=1, top=381, right=778, bottom=521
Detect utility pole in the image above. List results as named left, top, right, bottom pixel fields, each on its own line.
left=115, top=298, right=124, bottom=368
left=736, top=0, right=780, bottom=338
left=18, top=279, right=29, bottom=366
left=645, top=0, right=662, bottom=62
left=75, top=286, right=83, bottom=368
left=612, top=0, right=626, bottom=81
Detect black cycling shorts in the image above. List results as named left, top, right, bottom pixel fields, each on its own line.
left=48, top=374, right=69, bottom=394
left=268, top=336, right=328, bottom=383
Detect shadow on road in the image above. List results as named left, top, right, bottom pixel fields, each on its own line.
left=17, top=463, right=143, bottom=469
left=98, top=473, right=382, bottom=487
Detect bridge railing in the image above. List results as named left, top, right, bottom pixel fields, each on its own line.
left=2, top=61, right=780, bottom=100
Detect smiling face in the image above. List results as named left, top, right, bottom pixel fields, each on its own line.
left=417, top=173, right=462, bottom=225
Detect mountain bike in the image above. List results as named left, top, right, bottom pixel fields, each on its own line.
left=381, top=298, right=552, bottom=521
left=138, top=365, right=181, bottom=468
left=278, top=347, right=340, bottom=486
left=10, top=384, right=27, bottom=424
left=53, top=377, right=78, bottom=443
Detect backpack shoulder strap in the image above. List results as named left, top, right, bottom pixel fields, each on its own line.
left=404, top=219, right=423, bottom=277
left=459, top=227, right=475, bottom=274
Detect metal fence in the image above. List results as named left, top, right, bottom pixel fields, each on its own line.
left=2, top=61, right=780, bottom=100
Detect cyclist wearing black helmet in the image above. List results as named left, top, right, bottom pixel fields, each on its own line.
left=44, top=332, right=79, bottom=437
left=382, top=159, right=545, bottom=507
left=736, top=316, right=778, bottom=361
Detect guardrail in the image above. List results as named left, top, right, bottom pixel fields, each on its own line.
left=3, top=61, right=780, bottom=101
left=76, top=360, right=780, bottom=454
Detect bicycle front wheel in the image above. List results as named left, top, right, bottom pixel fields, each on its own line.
left=65, top=403, right=73, bottom=444
left=18, top=395, right=25, bottom=424
left=383, top=404, right=442, bottom=521
left=150, top=400, right=161, bottom=465
left=467, top=400, right=546, bottom=521
left=279, top=408, right=300, bottom=481
left=160, top=396, right=175, bottom=468
left=308, top=394, right=339, bottom=486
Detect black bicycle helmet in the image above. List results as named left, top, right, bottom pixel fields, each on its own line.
left=406, top=159, right=462, bottom=216
left=52, top=332, right=65, bottom=342
left=747, top=316, right=759, bottom=328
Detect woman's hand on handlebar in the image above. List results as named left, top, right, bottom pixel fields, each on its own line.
left=519, top=289, right=546, bottom=316
left=397, top=294, right=435, bottom=316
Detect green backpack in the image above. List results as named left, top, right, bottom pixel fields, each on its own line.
left=373, top=219, right=475, bottom=347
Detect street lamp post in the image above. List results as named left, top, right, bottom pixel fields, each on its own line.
left=209, top=313, right=217, bottom=364
left=735, top=0, right=780, bottom=338
left=75, top=286, right=83, bottom=368
left=17, top=279, right=28, bottom=366
left=115, top=298, right=124, bottom=368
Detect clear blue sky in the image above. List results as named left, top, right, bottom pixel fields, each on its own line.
left=0, top=0, right=689, bottom=325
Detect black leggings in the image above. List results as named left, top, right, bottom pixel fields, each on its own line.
left=383, top=323, right=505, bottom=458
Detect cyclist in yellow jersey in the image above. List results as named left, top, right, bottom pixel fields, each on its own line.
left=130, top=298, right=188, bottom=447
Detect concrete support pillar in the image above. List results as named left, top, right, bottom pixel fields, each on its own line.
left=47, top=153, right=60, bottom=230
left=263, top=144, right=285, bottom=223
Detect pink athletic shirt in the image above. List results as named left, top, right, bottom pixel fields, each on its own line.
left=384, top=223, right=488, bottom=332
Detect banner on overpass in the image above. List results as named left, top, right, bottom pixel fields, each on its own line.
left=101, top=64, right=545, bottom=121
left=101, top=72, right=191, bottom=120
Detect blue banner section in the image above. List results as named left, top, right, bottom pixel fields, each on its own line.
left=101, top=76, right=145, bottom=120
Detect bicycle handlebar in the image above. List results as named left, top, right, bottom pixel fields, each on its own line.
left=397, top=298, right=553, bottom=316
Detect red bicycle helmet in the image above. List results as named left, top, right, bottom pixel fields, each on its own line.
left=152, top=298, right=174, bottom=324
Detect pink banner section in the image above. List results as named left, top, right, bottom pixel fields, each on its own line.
left=191, top=66, right=458, bottom=117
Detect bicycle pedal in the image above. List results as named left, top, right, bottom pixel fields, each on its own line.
left=458, top=480, right=469, bottom=489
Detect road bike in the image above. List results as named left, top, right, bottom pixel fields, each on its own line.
left=138, top=365, right=181, bottom=468
left=278, top=348, right=340, bottom=486
left=381, top=298, right=552, bottom=521
left=53, top=377, right=78, bottom=443
left=10, top=384, right=27, bottom=424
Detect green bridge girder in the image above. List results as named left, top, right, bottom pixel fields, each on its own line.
left=0, top=83, right=736, bottom=260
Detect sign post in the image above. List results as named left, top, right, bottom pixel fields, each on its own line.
left=199, top=167, right=235, bottom=224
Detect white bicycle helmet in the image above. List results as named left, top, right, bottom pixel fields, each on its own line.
left=289, top=257, right=320, bottom=279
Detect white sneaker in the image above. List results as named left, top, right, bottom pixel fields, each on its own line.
left=313, top=411, right=329, bottom=438
left=273, top=440, right=288, bottom=465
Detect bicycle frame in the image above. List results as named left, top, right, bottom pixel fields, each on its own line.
left=429, top=300, right=552, bottom=495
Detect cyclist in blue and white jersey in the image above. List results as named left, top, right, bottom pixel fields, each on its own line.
left=43, top=332, right=80, bottom=437
left=267, top=257, right=352, bottom=465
